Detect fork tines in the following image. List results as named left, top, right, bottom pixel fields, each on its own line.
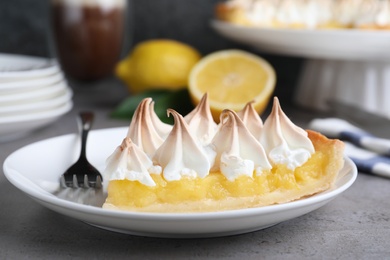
left=60, top=174, right=102, bottom=189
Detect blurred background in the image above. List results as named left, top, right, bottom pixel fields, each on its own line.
left=0, top=0, right=303, bottom=103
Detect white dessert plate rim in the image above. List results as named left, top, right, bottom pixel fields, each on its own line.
left=0, top=53, right=60, bottom=79
left=3, top=126, right=357, bottom=238
left=211, top=20, right=390, bottom=61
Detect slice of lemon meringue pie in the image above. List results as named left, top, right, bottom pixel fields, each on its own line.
left=103, top=95, right=344, bottom=213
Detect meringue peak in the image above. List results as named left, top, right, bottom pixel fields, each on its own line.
left=153, top=109, right=216, bottom=181
left=149, top=100, right=173, bottom=139
left=184, top=93, right=218, bottom=145
left=103, top=137, right=158, bottom=186
left=211, top=109, right=271, bottom=180
left=237, top=101, right=263, bottom=140
left=127, top=98, right=171, bottom=157
left=261, top=97, right=315, bottom=169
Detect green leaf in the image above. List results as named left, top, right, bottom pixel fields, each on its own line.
left=111, top=89, right=194, bottom=124
left=110, top=89, right=169, bottom=120
left=153, top=89, right=194, bottom=124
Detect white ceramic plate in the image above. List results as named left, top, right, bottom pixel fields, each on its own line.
left=0, top=100, right=73, bottom=142
left=0, top=53, right=60, bottom=79
left=0, top=81, right=68, bottom=105
left=3, top=127, right=357, bottom=238
left=211, top=20, right=390, bottom=61
left=0, top=72, right=65, bottom=93
left=0, top=87, right=72, bottom=115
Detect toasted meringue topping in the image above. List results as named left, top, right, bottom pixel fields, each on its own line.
left=237, top=101, right=263, bottom=140
left=332, top=0, right=361, bottom=26
left=184, top=93, right=218, bottom=145
left=127, top=98, right=170, bottom=157
left=153, top=109, right=216, bottom=181
left=149, top=100, right=173, bottom=139
left=211, top=110, right=271, bottom=181
left=105, top=95, right=318, bottom=187
left=354, top=0, right=390, bottom=27
left=261, top=97, right=314, bottom=170
left=275, top=0, right=306, bottom=26
left=223, top=0, right=390, bottom=29
left=103, top=138, right=161, bottom=186
left=244, top=0, right=279, bottom=26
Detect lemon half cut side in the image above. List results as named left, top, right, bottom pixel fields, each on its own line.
left=188, top=49, right=276, bottom=121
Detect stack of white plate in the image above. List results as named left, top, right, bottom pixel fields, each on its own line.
left=0, top=53, right=73, bottom=142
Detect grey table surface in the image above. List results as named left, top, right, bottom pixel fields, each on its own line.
left=1, top=78, right=390, bottom=260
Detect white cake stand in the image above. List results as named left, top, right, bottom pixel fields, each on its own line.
left=296, top=59, right=390, bottom=115
left=211, top=20, right=390, bottom=118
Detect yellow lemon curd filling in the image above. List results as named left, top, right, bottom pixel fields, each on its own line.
left=104, top=131, right=344, bottom=212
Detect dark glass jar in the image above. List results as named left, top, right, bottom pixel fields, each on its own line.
left=51, top=0, right=128, bottom=81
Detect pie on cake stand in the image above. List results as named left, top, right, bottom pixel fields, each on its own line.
left=211, top=20, right=390, bottom=118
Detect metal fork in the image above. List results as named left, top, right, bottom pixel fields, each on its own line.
left=60, top=112, right=103, bottom=188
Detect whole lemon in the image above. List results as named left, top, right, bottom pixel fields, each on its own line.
left=116, top=39, right=202, bottom=94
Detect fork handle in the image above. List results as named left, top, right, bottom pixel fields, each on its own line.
left=79, top=112, right=94, bottom=159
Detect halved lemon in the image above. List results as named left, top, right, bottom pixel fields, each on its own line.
left=188, top=50, right=276, bottom=121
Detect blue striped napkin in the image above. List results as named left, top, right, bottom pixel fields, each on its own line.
left=309, top=118, right=390, bottom=178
